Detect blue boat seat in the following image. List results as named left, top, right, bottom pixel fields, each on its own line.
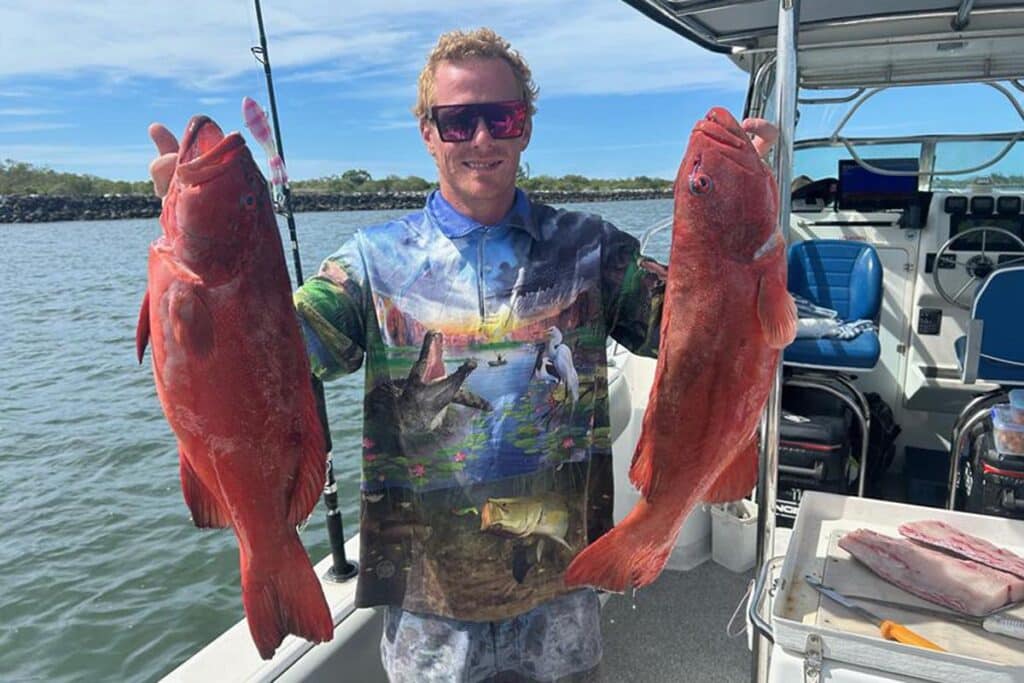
left=784, top=239, right=883, bottom=371
left=953, top=265, right=1024, bottom=385
left=947, top=265, right=1024, bottom=509
left=781, top=239, right=883, bottom=500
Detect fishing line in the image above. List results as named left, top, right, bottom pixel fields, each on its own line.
left=248, top=0, right=358, bottom=582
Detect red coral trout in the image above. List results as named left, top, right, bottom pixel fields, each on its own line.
left=565, top=108, right=796, bottom=592
left=136, top=115, right=333, bottom=658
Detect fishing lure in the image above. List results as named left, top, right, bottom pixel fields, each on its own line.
left=242, top=96, right=288, bottom=206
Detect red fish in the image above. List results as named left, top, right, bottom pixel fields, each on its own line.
left=565, top=108, right=796, bottom=592
left=136, top=115, right=333, bottom=658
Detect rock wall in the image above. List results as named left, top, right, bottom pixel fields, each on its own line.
left=0, top=188, right=672, bottom=224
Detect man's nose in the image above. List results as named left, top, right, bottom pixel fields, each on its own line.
left=470, top=117, right=493, bottom=143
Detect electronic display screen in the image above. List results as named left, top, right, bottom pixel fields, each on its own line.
left=837, top=158, right=920, bottom=211
left=949, top=214, right=1024, bottom=252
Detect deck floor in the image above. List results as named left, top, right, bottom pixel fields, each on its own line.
left=598, top=561, right=755, bottom=682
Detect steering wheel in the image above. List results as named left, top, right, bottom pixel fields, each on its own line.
left=932, top=226, right=1024, bottom=309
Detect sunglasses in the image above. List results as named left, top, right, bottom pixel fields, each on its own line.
left=430, top=100, right=528, bottom=143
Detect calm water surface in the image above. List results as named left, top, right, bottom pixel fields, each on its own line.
left=0, top=199, right=672, bottom=682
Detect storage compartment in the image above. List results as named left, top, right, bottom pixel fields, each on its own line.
left=993, top=404, right=1024, bottom=455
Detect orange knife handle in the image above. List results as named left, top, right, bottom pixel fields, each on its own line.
left=879, top=621, right=945, bottom=651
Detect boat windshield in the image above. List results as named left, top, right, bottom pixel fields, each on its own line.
left=791, top=82, right=1024, bottom=191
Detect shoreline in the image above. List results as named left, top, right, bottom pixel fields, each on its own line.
left=0, top=189, right=672, bottom=224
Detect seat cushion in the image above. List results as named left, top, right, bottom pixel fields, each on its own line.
left=784, top=331, right=880, bottom=370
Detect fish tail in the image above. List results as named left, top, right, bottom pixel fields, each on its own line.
left=240, top=534, right=334, bottom=659
left=564, top=501, right=673, bottom=593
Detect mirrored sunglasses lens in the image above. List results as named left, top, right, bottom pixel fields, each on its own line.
left=435, top=108, right=475, bottom=142
left=485, top=103, right=526, bottom=139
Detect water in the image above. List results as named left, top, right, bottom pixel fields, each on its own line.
left=0, top=199, right=672, bottom=682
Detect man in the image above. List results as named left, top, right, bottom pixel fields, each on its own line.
left=150, top=27, right=776, bottom=683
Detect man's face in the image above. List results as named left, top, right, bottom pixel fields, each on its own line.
left=420, top=57, right=531, bottom=223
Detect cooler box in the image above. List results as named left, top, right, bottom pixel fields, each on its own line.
left=776, top=410, right=854, bottom=526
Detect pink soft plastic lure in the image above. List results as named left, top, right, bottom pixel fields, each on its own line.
left=242, top=96, right=288, bottom=201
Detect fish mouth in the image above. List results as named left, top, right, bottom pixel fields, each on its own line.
left=175, top=115, right=246, bottom=186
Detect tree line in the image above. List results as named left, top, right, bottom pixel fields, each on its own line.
left=1, top=160, right=673, bottom=196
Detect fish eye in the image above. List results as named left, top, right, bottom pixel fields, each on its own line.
left=689, top=174, right=713, bottom=195
left=242, top=194, right=256, bottom=207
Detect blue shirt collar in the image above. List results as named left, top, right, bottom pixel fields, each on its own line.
left=426, top=189, right=538, bottom=240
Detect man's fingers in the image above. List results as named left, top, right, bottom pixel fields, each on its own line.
left=149, top=123, right=179, bottom=156
left=742, top=118, right=779, bottom=159
left=149, top=152, right=177, bottom=199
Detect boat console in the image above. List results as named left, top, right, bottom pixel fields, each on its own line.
left=786, top=157, right=1024, bottom=507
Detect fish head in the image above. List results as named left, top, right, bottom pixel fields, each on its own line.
left=675, top=107, right=778, bottom=260
left=168, top=115, right=272, bottom=278
left=480, top=497, right=533, bottom=537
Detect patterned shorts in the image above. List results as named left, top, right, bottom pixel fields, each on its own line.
left=380, top=589, right=603, bottom=683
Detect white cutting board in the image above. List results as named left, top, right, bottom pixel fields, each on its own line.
left=771, top=492, right=1024, bottom=683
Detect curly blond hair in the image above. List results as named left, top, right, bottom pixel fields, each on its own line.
left=413, top=27, right=539, bottom=122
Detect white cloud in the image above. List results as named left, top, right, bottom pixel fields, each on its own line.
left=0, top=107, right=58, bottom=116
left=0, top=122, right=74, bottom=133
left=1, top=1, right=745, bottom=98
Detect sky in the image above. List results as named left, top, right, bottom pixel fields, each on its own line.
left=0, top=1, right=750, bottom=183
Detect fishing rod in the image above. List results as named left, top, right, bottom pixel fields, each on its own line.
left=250, top=0, right=358, bottom=583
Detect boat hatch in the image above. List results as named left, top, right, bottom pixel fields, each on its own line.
left=619, top=1, right=1024, bottom=88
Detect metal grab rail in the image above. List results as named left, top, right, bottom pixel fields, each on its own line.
left=828, top=82, right=1024, bottom=177
left=747, top=555, right=786, bottom=645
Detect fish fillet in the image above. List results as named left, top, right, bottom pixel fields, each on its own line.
left=899, top=520, right=1024, bottom=579
left=839, top=528, right=1024, bottom=617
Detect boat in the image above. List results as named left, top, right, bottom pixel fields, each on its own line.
left=164, top=2, right=1024, bottom=681
left=487, top=354, right=508, bottom=367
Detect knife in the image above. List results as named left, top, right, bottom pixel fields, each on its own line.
left=810, top=582, right=1024, bottom=641
left=804, top=575, right=945, bottom=651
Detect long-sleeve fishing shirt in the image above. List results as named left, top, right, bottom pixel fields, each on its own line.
left=294, top=189, right=665, bottom=621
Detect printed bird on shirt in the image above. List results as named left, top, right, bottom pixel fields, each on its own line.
left=533, top=326, right=580, bottom=403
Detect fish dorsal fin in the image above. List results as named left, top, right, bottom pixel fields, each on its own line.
left=757, top=269, right=797, bottom=349
left=179, top=450, right=231, bottom=528
left=136, top=291, right=151, bottom=363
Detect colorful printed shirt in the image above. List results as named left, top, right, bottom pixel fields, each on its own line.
left=295, top=189, right=665, bottom=621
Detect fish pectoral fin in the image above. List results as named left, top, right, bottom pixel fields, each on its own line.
left=136, top=290, right=151, bottom=363
left=703, top=437, right=759, bottom=504
left=154, top=241, right=203, bottom=285
left=180, top=451, right=231, bottom=528
left=286, top=403, right=329, bottom=527
left=168, top=285, right=215, bottom=357
left=757, top=269, right=798, bottom=349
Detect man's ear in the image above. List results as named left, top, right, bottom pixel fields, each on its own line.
left=420, top=118, right=437, bottom=158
